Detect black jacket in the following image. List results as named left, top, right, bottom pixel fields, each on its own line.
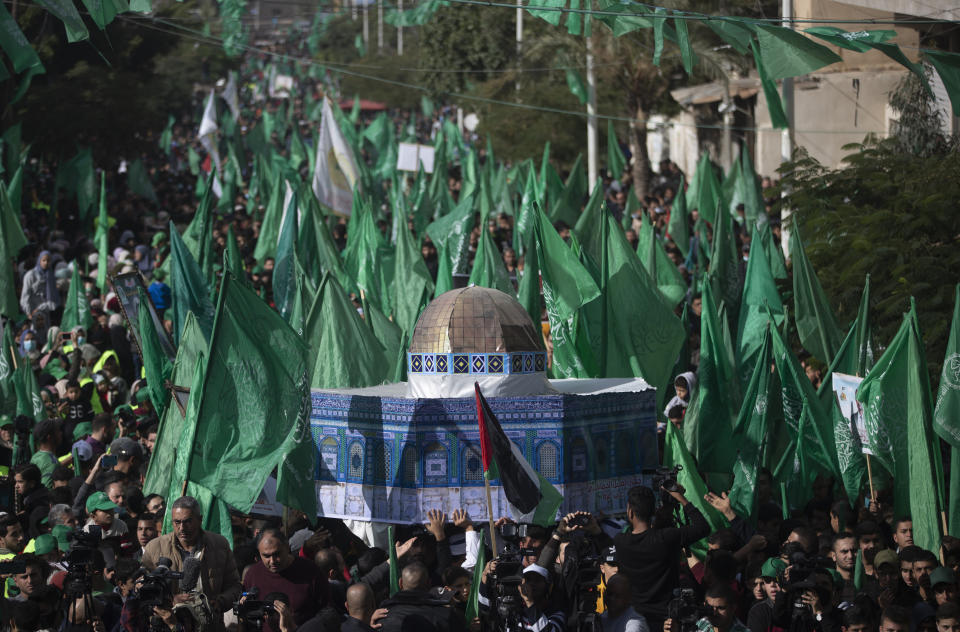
left=378, top=590, right=467, bottom=632
left=613, top=503, right=710, bottom=622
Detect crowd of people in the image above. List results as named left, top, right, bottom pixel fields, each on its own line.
left=1, top=33, right=951, bottom=632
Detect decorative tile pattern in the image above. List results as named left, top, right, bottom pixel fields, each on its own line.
left=408, top=351, right=547, bottom=376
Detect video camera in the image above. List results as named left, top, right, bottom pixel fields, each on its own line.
left=233, top=587, right=288, bottom=631
left=563, top=529, right=603, bottom=632
left=643, top=465, right=683, bottom=495
left=62, top=526, right=102, bottom=598
left=487, top=523, right=535, bottom=631
left=668, top=587, right=711, bottom=632
left=778, top=541, right=832, bottom=624
left=0, top=558, right=26, bottom=575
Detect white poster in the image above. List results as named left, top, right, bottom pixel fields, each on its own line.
left=396, top=142, right=435, bottom=173
left=832, top=372, right=868, bottom=454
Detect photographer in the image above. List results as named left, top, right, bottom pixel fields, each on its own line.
left=241, top=527, right=329, bottom=631
left=615, top=484, right=710, bottom=630
left=142, top=495, right=241, bottom=631
left=665, top=584, right=748, bottom=632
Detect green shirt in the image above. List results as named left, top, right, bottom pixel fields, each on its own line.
left=29, top=450, right=58, bottom=487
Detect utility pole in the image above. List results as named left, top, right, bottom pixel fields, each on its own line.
left=586, top=33, right=598, bottom=191
left=398, top=0, right=404, bottom=55
left=363, top=2, right=369, bottom=48
left=516, top=0, right=523, bottom=92
left=780, top=0, right=794, bottom=258
left=378, top=0, right=384, bottom=51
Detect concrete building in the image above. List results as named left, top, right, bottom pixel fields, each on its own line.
left=659, top=0, right=958, bottom=178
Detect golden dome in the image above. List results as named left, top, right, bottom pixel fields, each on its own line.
left=408, top=287, right=544, bottom=355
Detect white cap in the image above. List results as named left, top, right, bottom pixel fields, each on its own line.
left=522, top=564, right=550, bottom=581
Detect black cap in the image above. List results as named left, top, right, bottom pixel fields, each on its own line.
left=601, top=546, right=617, bottom=565
left=32, top=419, right=60, bottom=443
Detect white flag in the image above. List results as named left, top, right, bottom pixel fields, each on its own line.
left=222, top=71, right=240, bottom=122
left=198, top=90, right=221, bottom=172
left=312, top=98, right=360, bottom=216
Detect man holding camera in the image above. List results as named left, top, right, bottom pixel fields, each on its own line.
left=141, top=496, right=242, bottom=632
left=615, top=484, right=710, bottom=630
left=664, top=584, right=747, bottom=632
left=241, top=527, right=329, bottom=631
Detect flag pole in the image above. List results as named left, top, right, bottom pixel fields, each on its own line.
left=865, top=454, right=876, bottom=506
left=9, top=346, right=17, bottom=370
left=484, top=477, right=498, bottom=555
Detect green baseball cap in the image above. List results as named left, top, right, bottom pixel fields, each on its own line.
left=760, top=557, right=786, bottom=579
left=931, top=566, right=957, bottom=588
left=51, top=525, right=72, bottom=552
left=874, top=549, right=899, bottom=570
left=33, top=534, right=57, bottom=556
left=73, top=422, right=93, bottom=441
left=85, top=491, right=118, bottom=514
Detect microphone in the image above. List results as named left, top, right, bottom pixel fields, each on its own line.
left=181, top=556, right=202, bottom=593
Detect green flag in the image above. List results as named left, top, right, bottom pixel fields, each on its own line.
left=182, top=274, right=310, bottom=513
left=637, top=214, right=686, bottom=308
left=606, top=120, right=626, bottom=179
left=468, top=221, right=514, bottom=296
left=0, top=180, right=27, bottom=258
left=60, top=263, right=92, bottom=331
left=35, top=0, right=89, bottom=42
left=305, top=273, right=389, bottom=389
left=94, top=174, right=109, bottom=292
left=684, top=282, right=739, bottom=482
left=224, top=224, right=245, bottom=283
left=728, top=326, right=773, bottom=519
left=433, top=240, right=454, bottom=299
left=738, top=146, right=764, bottom=230
left=736, top=231, right=784, bottom=382
left=533, top=204, right=600, bottom=326
left=159, top=115, right=175, bottom=155
left=0, top=193, right=18, bottom=318
left=14, top=352, right=43, bottom=421
left=388, top=525, right=400, bottom=596
left=769, top=320, right=840, bottom=483
left=273, top=191, right=299, bottom=321
left=934, top=285, right=960, bottom=447
left=0, top=323, right=17, bottom=415
left=163, top=353, right=234, bottom=545
left=143, top=312, right=206, bottom=497
left=392, top=223, right=434, bottom=337
left=0, top=5, right=42, bottom=74
left=549, top=154, right=586, bottom=227
left=667, top=176, right=690, bottom=257
left=253, top=173, right=285, bottom=264
left=691, top=154, right=720, bottom=225
left=566, top=68, right=588, bottom=104
left=343, top=203, right=394, bottom=314
left=754, top=218, right=787, bottom=280
left=464, top=534, right=485, bottom=621
left=791, top=226, right=842, bottom=365
left=426, top=194, right=475, bottom=277
left=138, top=287, right=172, bottom=418
left=708, top=205, right=741, bottom=324
left=663, top=422, right=728, bottom=555
left=168, top=222, right=215, bottom=345
left=590, top=211, right=685, bottom=405
left=127, top=158, right=158, bottom=205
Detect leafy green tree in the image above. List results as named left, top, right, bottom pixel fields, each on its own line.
left=4, top=0, right=230, bottom=161
left=780, top=85, right=959, bottom=380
